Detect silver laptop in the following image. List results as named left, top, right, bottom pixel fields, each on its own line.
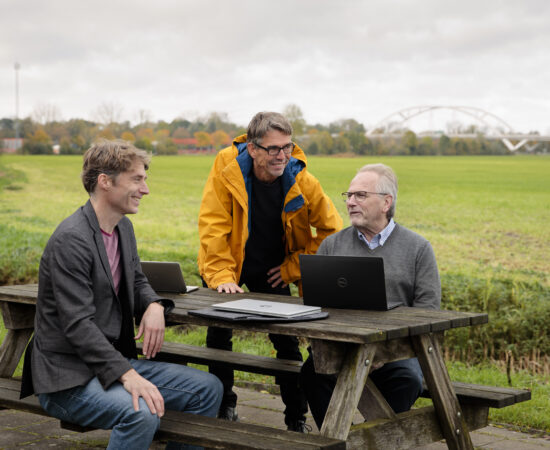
left=299, top=254, right=398, bottom=311
left=141, top=261, right=199, bottom=294
left=212, top=299, right=321, bottom=318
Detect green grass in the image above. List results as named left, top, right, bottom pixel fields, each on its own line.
left=415, top=361, right=549, bottom=433
left=1, top=154, right=549, bottom=431
left=1, top=154, right=548, bottom=286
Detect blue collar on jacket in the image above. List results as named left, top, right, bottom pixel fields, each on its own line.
left=235, top=142, right=305, bottom=227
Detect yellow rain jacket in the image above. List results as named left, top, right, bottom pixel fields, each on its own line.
left=198, top=134, right=343, bottom=289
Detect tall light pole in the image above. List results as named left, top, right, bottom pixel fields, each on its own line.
left=14, top=62, right=21, bottom=145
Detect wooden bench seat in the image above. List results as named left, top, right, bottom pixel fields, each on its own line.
left=139, top=341, right=302, bottom=377
left=0, top=377, right=345, bottom=450
left=421, top=381, right=531, bottom=409
left=140, top=340, right=531, bottom=410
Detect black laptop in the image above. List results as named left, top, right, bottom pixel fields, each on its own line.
left=140, top=261, right=199, bottom=294
left=299, top=254, right=398, bottom=311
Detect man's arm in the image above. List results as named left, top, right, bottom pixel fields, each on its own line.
left=280, top=174, right=343, bottom=284
left=117, top=218, right=174, bottom=357
left=412, top=241, right=441, bottom=309
left=135, top=302, right=165, bottom=358
left=49, top=231, right=132, bottom=388
left=197, top=158, right=242, bottom=289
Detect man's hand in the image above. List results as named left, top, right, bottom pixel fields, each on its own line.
left=135, top=302, right=165, bottom=359
left=119, top=369, right=165, bottom=417
left=217, top=282, right=244, bottom=294
left=267, top=265, right=288, bottom=288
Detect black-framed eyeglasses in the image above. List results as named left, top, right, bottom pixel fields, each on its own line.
left=341, top=191, right=389, bottom=202
left=254, top=141, right=295, bottom=156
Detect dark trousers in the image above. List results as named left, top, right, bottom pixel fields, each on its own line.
left=300, top=352, right=423, bottom=430
left=206, top=278, right=308, bottom=424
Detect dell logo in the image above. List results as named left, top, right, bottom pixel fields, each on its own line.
left=337, top=277, right=348, bottom=288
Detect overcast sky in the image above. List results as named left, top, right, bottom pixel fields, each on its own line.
left=1, top=0, right=549, bottom=133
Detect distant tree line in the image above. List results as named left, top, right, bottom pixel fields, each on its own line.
left=1, top=104, right=544, bottom=156
left=0, top=112, right=244, bottom=155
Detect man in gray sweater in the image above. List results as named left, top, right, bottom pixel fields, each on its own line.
left=300, top=163, right=441, bottom=430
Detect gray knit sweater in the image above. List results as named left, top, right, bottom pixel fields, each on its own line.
left=317, top=224, right=441, bottom=309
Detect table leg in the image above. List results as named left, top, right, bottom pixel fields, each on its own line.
left=0, top=328, right=33, bottom=377
left=412, top=332, right=473, bottom=450
left=320, top=343, right=376, bottom=441
left=0, top=302, right=35, bottom=378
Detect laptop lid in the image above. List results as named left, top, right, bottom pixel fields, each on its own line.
left=140, top=261, right=199, bottom=294
left=299, top=254, right=396, bottom=311
left=212, top=299, right=321, bottom=318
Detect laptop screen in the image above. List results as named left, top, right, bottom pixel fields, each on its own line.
left=299, top=254, right=395, bottom=311
left=141, top=261, right=198, bottom=294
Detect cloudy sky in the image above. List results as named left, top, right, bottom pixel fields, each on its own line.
left=1, top=0, right=549, bottom=133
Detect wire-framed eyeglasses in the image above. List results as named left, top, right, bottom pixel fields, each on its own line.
left=254, top=141, right=295, bottom=156
left=341, top=191, right=389, bottom=202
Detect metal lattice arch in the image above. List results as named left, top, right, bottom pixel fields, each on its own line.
left=366, top=105, right=514, bottom=136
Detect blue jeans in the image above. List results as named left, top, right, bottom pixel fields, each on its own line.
left=38, top=359, right=223, bottom=450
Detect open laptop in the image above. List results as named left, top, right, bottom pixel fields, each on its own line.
left=299, top=254, right=398, bottom=311
left=140, top=261, right=199, bottom=294
left=212, top=299, right=321, bottom=318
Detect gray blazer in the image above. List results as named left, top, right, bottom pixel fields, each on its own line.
left=28, top=200, right=170, bottom=394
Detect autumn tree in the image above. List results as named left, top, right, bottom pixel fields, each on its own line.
left=172, top=127, right=190, bottom=139
left=211, top=130, right=230, bottom=149
left=403, top=130, right=418, bottom=155
left=22, top=127, right=53, bottom=154
left=194, top=131, right=212, bottom=148
left=97, top=128, right=116, bottom=140
left=136, top=128, right=154, bottom=139
left=121, top=131, right=136, bottom=142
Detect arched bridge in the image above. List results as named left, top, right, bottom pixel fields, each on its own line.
left=366, top=105, right=549, bottom=152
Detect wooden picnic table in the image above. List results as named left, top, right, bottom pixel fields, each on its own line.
left=0, top=283, right=491, bottom=449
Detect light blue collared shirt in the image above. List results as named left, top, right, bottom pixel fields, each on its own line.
left=357, top=218, right=396, bottom=250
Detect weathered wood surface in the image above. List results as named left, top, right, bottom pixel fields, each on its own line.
left=0, top=378, right=345, bottom=450
left=0, top=328, right=33, bottom=377
left=414, top=332, right=473, bottom=449
left=1, top=284, right=495, bottom=449
left=141, top=341, right=302, bottom=377
left=1, top=302, right=35, bottom=329
left=0, top=377, right=46, bottom=415
left=357, top=377, right=397, bottom=422
left=310, top=339, right=347, bottom=374
left=157, top=410, right=346, bottom=450
left=0, top=284, right=489, bottom=344
left=346, top=404, right=488, bottom=449
left=422, top=381, right=531, bottom=408
left=321, top=344, right=375, bottom=440
left=0, top=302, right=35, bottom=377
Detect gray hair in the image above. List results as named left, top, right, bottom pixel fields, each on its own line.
left=246, top=111, right=293, bottom=144
left=357, top=163, right=398, bottom=219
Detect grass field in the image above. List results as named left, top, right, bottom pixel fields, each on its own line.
left=1, top=153, right=549, bottom=431
left=2, top=154, right=549, bottom=286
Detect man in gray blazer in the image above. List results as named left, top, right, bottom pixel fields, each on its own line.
left=21, top=140, right=222, bottom=450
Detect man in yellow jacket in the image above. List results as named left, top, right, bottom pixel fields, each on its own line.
left=198, top=111, right=342, bottom=432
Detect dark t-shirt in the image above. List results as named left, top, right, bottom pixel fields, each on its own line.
left=240, top=174, right=285, bottom=284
